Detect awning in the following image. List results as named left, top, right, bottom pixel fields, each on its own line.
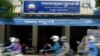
left=0, top=18, right=100, bottom=26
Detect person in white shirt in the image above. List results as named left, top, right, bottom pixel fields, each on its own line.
left=59, top=36, right=71, bottom=56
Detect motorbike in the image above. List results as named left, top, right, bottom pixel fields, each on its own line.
left=0, top=45, right=23, bottom=56
left=39, top=45, right=49, bottom=56
left=0, top=43, right=4, bottom=56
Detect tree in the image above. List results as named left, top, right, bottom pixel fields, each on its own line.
left=96, top=0, right=100, bottom=8
left=0, top=0, right=15, bottom=19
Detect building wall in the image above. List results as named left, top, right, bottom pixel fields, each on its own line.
left=5, top=26, right=70, bottom=47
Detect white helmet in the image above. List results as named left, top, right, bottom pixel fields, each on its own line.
left=9, top=37, right=16, bottom=42
left=87, top=35, right=96, bottom=42
left=60, top=36, right=67, bottom=42
left=51, top=35, right=59, bottom=42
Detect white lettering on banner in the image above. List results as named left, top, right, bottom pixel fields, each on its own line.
left=24, top=20, right=54, bottom=24
left=41, top=2, right=79, bottom=6
left=38, top=20, right=54, bottom=24
left=25, top=20, right=37, bottom=24
left=87, top=29, right=100, bottom=36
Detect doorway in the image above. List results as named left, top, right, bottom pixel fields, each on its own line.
left=70, top=26, right=97, bottom=53
left=37, top=26, right=63, bottom=52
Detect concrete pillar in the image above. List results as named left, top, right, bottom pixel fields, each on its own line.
left=32, top=26, right=38, bottom=47
left=63, top=26, right=70, bottom=43
left=5, top=25, right=11, bottom=41
left=0, top=25, right=5, bottom=43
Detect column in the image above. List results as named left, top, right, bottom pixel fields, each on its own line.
left=63, top=26, right=70, bottom=43
left=32, top=26, right=38, bottom=49
left=5, top=25, right=11, bottom=41
left=0, top=25, right=5, bottom=43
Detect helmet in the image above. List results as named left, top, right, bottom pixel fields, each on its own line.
left=87, top=35, right=96, bottom=42
left=51, top=35, right=59, bottom=42
left=60, top=36, right=67, bottom=42
left=9, top=37, right=16, bottom=42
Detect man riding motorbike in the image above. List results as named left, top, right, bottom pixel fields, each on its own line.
left=4, top=37, right=22, bottom=56
left=85, top=35, right=98, bottom=56
left=59, top=36, right=71, bottom=56
left=46, top=35, right=61, bottom=56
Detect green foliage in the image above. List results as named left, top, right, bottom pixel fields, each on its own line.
left=0, top=0, right=15, bottom=19
left=96, top=0, right=100, bottom=7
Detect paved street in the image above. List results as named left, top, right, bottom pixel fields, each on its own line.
left=24, top=55, right=38, bottom=56
left=24, top=55, right=49, bottom=56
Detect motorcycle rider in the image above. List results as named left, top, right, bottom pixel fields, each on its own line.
left=4, top=37, right=22, bottom=56
left=86, top=35, right=98, bottom=56
left=12, top=38, right=22, bottom=55
left=59, top=36, right=70, bottom=56
left=46, top=35, right=61, bottom=56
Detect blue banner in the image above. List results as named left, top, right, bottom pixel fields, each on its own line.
left=0, top=18, right=100, bottom=26
left=23, top=1, right=80, bottom=14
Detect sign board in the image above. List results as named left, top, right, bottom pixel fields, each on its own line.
left=23, top=0, right=80, bottom=15
left=87, top=29, right=100, bottom=36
